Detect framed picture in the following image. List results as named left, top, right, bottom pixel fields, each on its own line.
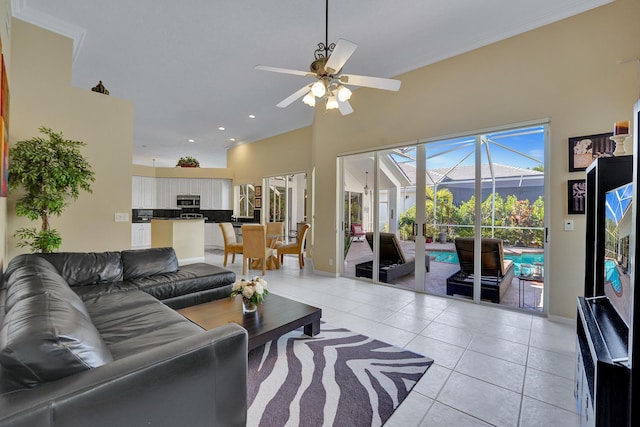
left=255, top=197, right=262, bottom=208
left=255, top=185, right=262, bottom=197
left=568, top=179, right=586, bottom=214
left=568, top=132, right=614, bottom=172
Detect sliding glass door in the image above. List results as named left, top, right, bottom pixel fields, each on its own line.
left=340, top=123, right=547, bottom=312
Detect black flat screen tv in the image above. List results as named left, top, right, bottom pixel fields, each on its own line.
left=604, top=181, right=633, bottom=327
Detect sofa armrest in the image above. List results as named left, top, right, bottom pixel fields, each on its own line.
left=0, top=323, right=248, bottom=427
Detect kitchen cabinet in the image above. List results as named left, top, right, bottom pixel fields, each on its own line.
left=204, top=223, right=224, bottom=249
left=155, top=178, right=172, bottom=209
left=147, top=178, right=232, bottom=209
left=132, top=176, right=156, bottom=209
left=131, top=223, right=151, bottom=248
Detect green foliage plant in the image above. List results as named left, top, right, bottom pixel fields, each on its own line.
left=344, top=234, right=353, bottom=258
left=176, top=156, right=200, bottom=167
left=8, top=127, right=95, bottom=253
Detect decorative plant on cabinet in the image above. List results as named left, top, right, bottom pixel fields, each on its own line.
left=8, top=127, right=95, bottom=253
left=176, top=156, right=200, bottom=167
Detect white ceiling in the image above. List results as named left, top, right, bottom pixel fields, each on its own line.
left=13, top=0, right=612, bottom=168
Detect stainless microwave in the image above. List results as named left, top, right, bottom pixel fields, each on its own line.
left=176, top=195, right=200, bottom=208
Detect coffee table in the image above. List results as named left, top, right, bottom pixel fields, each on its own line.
left=177, top=293, right=322, bottom=351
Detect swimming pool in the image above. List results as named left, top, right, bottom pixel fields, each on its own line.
left=428, top=250, right=544, bottom=277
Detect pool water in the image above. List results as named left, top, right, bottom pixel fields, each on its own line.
left=428, top=250, right=544, bottom=277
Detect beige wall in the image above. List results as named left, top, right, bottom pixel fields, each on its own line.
left=227, top=126, right=312, bottom=185
left=6, top=19, right=133, bottom=260
left=230, top=0, right=640, bottom=319
left=132, top=164, right=234, bottom=179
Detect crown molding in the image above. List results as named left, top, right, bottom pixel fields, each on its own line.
left=11, top=0, right=86, bottom=63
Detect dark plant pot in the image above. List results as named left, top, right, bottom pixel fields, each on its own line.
left=439, top=231, right=447, bottom=244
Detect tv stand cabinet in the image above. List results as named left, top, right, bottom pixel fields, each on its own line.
left=576, top=296, right=630, bottom=426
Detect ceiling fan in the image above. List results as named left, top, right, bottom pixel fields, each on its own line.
left=255, top=0, right=401, bottom=116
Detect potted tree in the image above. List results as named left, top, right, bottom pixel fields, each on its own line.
left=8, top=127, right=95, bottom=253
left=176, top=156, right=200, bottom=167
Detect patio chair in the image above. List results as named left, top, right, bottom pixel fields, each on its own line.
left=445, top=237, right=515, bottom=303
left=355, top=232, right=430, bottom=283
left=350, top=223, right=365, bottom=241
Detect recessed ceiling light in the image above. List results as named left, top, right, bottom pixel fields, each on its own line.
left=187, top=139, right=195, bottom=143
left=218, top=126, right=225, bottom=131
left=229, top=138, right=236, bottom=142
left=249, top=115, right=255, bottom=119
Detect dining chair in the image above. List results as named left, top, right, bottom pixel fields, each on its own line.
left=266, top=222, right=285, bottom=250
left=241, top=224, right=275, bottom=275
left=278, top=223, right=310, bottom=269
left=219, top=223, right=243, bottom=267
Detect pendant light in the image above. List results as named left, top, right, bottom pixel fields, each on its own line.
left=364, top=171, right=369, bottom=195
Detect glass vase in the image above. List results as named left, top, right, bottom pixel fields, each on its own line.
left=242, top=298, right=257, bottom=313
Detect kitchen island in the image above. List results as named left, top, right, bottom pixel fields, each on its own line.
left=151, top=218, right=205, bottom=264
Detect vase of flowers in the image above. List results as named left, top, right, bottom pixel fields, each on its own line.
left=230, top=276, right=268, bottom=313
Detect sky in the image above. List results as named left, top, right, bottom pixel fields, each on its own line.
left=391, top=125, right=545, bottom=171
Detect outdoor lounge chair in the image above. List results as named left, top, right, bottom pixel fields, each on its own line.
left=446, top=237, right=515, bottom=303
left=355, top=232, right=430, bottom=283
left=350, top=223, right=366, bottom=241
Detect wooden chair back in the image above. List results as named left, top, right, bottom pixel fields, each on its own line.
left=266, top=222, right=284, bottom=247
left=220, top=222, right=238, bottom=245
left=241, top=224, right=271, bottom=275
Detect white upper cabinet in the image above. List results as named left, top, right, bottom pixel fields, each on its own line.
left=137, top=177, right=231, bottom=210
left=155, top=178, right=172, bottom=209
left=132, top=176, right=156, bottom=209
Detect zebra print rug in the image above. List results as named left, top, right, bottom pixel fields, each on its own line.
left=247, top=324, right=433, bottom=426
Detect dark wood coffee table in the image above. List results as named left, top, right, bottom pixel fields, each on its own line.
left=177, top=293, right=322, bottom=351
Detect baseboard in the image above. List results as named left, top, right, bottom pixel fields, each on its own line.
left=547, top=314, right=576, bottom=325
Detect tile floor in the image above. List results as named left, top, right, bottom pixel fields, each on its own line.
left=205, top=250, right=579, bottom=427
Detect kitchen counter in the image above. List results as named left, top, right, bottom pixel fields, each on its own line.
left=152, top=217, right=207, bottom=220
left=150, top=219, right=204, bottom=264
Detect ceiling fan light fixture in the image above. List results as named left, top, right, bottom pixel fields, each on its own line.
left=302, top=91, right=316, bottom=107
left=311, top=80, right=326, bottom=98
left=326, top=95, right=339, bottom=110
left=337, top=85, right=352, bottom=102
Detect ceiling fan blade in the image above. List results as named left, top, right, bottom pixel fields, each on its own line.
left=325, top=39, right=358, bottom=74
left=277, top=84, right=312, bottom=108
left=339, top=74, right=401, bottom=91
left=338, top=99, right=354, bottom=116
left=255, top=65, right=311, bottom=77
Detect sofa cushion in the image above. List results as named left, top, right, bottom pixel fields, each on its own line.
left=3, top=254, right=58, bottom=282
left=36, top=252, right=123, bottom=286
left=0, top=293, right=113, bottom=387
left=126, top=263, right=235, bottom=301
left=5, top=264, right=90, bottom=318
left=121, top=247, right=178, bottom=280
left=83, top=290, right=203, bottom=359
left=71, top=281, right=141, bottom=301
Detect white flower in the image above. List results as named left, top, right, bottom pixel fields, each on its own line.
left=232, top=279, right=244, bottom=292
left=242, top=286, right=255, bottom=299
left=254, top=282, right=264, bottom=295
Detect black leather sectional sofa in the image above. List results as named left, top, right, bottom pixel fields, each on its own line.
left=0, top=247, right=247, bottom=427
